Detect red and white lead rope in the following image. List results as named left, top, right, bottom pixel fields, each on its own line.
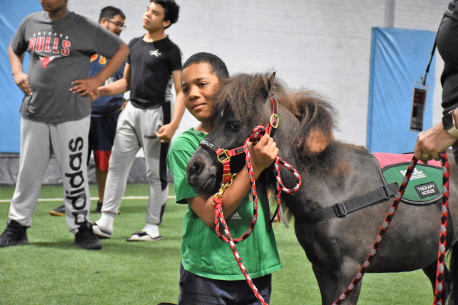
left=213, top=125, right=302, bottom=305
left=332, top=153, right=449, bottom=305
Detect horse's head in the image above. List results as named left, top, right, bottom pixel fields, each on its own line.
left=186, top=71, right=338, bottom=195
left=186, top=72, right=280, bottom=195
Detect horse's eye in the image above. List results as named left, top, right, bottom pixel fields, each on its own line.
left=228, top=121, right=241, bottom=132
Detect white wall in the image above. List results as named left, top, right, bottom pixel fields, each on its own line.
left=69, top=0, right=449, bottom=147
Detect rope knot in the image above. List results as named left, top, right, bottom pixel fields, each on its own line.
left=212, top=197, right=222, bottom=208
left=249, top=126, right=266, bottom=145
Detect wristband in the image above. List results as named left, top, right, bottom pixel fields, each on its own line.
left=442, top=110, right=458, bottom=138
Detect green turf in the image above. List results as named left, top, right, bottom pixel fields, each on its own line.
left=0, top=184, right=435, bottom=304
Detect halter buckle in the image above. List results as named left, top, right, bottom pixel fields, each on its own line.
left=217, top=150, right=230, bottom=163
left=222, top=173, right=234, bottom=184
left=270, top=114, right=279, bottom=129
left=213, top=175, right=234, bottom=201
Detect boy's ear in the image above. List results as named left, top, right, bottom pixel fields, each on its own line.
left=162, top=19, right=171, bottom=29
left=99, top=18, right=108, bottom=27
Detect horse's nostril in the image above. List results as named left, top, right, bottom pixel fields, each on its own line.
left=189, top=161, right=204, bottom=177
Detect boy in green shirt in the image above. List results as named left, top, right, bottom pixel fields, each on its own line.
left=167, top=52, right=281, bottom=304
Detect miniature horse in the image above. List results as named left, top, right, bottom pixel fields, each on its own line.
left=186, top=72, right=458, bottom=304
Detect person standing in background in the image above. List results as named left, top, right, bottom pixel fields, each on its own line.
left=50, top=6, right=127, bottom=217
left=0, top=0, right=129, bottom=250
left=92, top=0, right=185, bottom=242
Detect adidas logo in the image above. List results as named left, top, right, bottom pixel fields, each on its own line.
left=230, top=212, right=242, bottom=220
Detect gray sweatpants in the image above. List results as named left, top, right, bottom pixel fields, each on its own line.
left=101, top=102, right=169, bottom=227
left=9, top=116, right=91, bottom=233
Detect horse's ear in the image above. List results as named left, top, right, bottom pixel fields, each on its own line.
left=267, top=72, right=276, bottom=95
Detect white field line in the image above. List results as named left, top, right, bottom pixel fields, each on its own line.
left=0, top=195, right=176, bottom=203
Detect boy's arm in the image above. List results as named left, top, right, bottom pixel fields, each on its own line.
left=157, top=70, right=186, bottom=143
left=187, top=135, right=278, bottom=228
left=8, top=45, right=32, bottom=96
left=90, top=62, right=131, bottom=101
left=70, top=42, right=130, bottom=96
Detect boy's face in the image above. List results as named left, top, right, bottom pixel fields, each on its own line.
left=100, top=14, right=125, bottom=37
left=40, top=0, right=67, bottom=13
left=143, top=2, right=171, bottom=32
left=181, top=63, right=220, bottom=122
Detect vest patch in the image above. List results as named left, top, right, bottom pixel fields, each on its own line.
left=415, top=182, right=440, bottom=199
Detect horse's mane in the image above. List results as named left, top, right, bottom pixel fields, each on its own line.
left=213, top=72, right=338, bottom=157
left=212, top=72, right=287, bottom=125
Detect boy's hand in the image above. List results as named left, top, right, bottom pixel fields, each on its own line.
left=249, top=134, right=279, bottom=179
left=156, top=123, right=177, bottom=143
left=13, top=71, right=32, bottom=96
left=70, top=78, right=101, bottom=96
left=121, top=99, right=129, bottom=110
left=89, top=88, right=101, bottom=102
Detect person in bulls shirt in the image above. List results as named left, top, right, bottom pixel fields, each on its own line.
left=0, top=0, right=129, bottom=250
left=50, top=6, right=127, bottom=217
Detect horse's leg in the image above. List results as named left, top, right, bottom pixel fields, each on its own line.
left=312, top=265, right=362, bottom=305
left=423, top=251, right=458, bottom=303
left=448, top=242, right=458, bottom=305
left=422, top=260, right=440, bottom=294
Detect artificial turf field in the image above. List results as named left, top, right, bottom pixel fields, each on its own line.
left=0, top=183, right=434, bottom=304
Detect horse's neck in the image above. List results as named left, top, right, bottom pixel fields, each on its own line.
left=282, top=143, right=384, bottom=217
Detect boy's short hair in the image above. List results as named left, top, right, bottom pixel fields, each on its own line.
left=182, top=52, right=229, bottom=81
left=99, top=6, right=126, bottom=22
left=151, top=0, right=179, bottom=28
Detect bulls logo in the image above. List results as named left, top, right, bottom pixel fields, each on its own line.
left=39, top=56, right=55, bottom=68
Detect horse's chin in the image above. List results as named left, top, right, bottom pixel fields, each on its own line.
left=188, top=174, right=221, bottom=196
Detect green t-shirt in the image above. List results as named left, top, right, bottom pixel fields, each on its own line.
left=167, top=128, right=282, bottom=280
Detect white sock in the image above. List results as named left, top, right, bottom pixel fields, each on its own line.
left=95, top=212, right=115, bottom=234
left=141, top=224, right=159, bottom=237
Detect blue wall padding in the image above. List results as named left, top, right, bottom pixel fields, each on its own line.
left=0, top=1, right=42, bottom=153
left=367, top=27, right=436, bottom=153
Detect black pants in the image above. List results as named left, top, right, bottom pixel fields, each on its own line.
left=178, top=264, right=272, bottom=305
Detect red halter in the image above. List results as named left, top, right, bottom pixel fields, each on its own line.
left=199, top=97, right=279, bottom=184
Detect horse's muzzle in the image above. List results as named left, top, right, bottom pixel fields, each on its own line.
left=186, top=151, right=221, bottom=195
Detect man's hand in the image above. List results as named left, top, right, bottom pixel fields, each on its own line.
left=13, top=71, right=32, bottom=96
left=70, top=77, right=102, bottom=96
left=414, top=122, right=458, bottom=163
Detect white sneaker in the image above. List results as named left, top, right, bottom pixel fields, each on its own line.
left=126, top=231, right=163, bottom=242
left=92, top=224, right=112, bottom=239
